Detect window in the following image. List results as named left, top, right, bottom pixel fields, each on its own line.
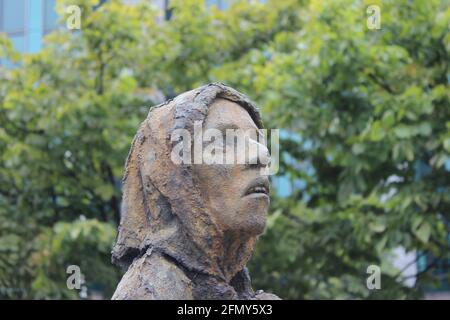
left=0, top=0, right=26, bottom=53
left=0, top=0, right=25, bottom=35
left=43, top=0, right=58, bottom=35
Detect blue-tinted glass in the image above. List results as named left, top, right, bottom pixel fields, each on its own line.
left=11, top=35, right=25, bottom=52
left=273, top=176, right=292, bottom=197
left=3, top=0, right=25, bottom=34
left=445, top=159, right=450, bottom=171
left=206, top=0, right=227, bottom=9
left=0, top=35, right=23, bottom=68
left=44, top=0, right=58, bottom=31
left=218, top=0, right=231, bottom=10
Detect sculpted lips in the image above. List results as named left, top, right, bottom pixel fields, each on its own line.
left=243, top=177, right=270, bottom=197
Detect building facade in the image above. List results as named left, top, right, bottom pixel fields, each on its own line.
left=0, top=0, right=58, bottom=53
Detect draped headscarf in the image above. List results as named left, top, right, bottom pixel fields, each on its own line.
left=112, top=83, right=264, bottom=293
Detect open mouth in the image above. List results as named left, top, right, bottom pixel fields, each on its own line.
left=243, top=177, right=270, bottom=197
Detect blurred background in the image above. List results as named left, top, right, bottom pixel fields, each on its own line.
left=0, top=0, right=449, bottom=299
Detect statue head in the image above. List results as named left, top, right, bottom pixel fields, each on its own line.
left=191, top=97, right=270, bottom=237
left=112, top=83, right=270, bottom=284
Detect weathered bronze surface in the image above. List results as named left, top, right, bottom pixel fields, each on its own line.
left=112, top=83, right=280, bottom=300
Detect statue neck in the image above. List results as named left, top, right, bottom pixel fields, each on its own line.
left=219, top=230, right=257, bottom=283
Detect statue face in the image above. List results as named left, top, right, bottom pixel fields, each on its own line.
left=192, top=98, right=270, bottom=236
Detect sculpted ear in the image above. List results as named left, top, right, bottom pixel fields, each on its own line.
left=111, top=124, right=151, bottom=269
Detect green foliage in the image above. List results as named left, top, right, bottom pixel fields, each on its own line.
left=242, top=0, right=450, bottom=299
left=30, top=219, right=118, bottom=299
left=0, top=0, right=448, bottom=299
left=0, top=0, right=150, bottom=298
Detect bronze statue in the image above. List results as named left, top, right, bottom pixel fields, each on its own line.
left=111, top=83, right=280, bottom=300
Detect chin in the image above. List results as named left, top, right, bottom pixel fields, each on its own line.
left=233, top=200, right=269, bottom=236
left=248, top=218, right=267, bottom=235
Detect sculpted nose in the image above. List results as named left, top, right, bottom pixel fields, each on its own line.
left=248, top=138, right=270, bottom=168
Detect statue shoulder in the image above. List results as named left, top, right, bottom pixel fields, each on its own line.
left=254, top=290, right=282, bottom=300
left=112, top=249, right=193, bottom=300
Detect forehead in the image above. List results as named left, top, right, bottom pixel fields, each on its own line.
left=204, top=98, right=257, bottom=130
